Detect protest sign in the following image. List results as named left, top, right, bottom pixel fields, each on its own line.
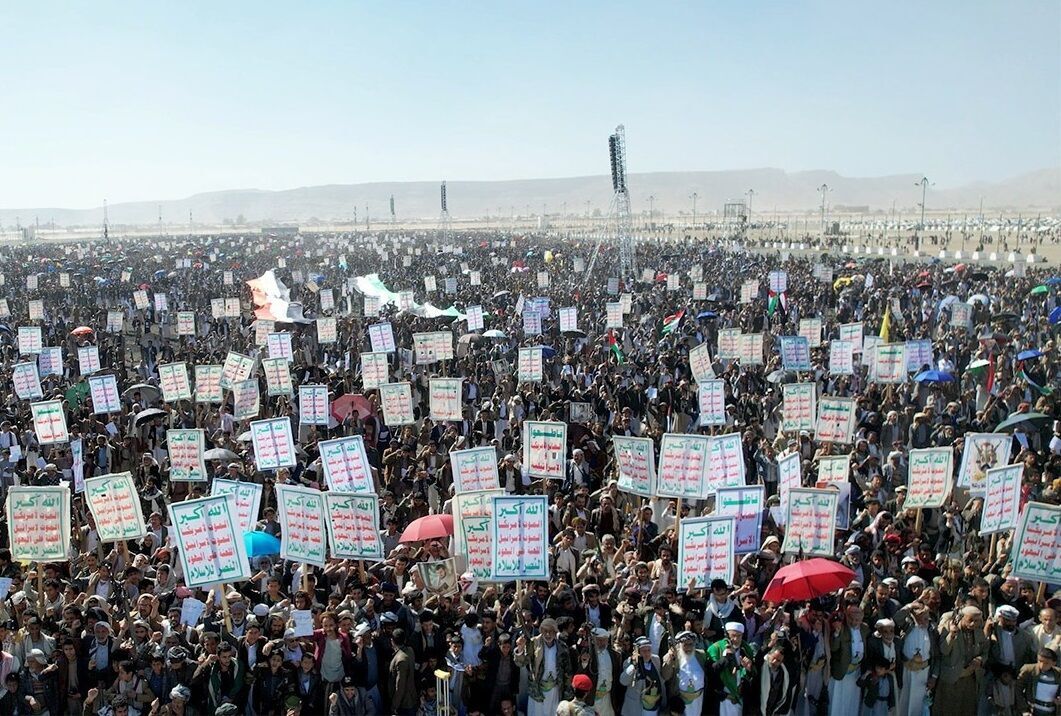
left=211, top=479, right=264, bottom=534
left=38, top=347, right=62, bottom=377
left=871, top=342, right=907, bottom=383
left=106, top=310, right=123, bottom=333
left=77, top=345, right=101, bottom=375
left=368, top=322, right=396, bottom=353
left=715, top=486, right=764, bottom=554
left=133, top=289, right=149, bottom=310
left=558, top=307, right=577, bottom=333
left=838, top=322, right=864, bottom=353
left=693, top=282, right=707, bottom=301
left=380, top=382, right=415, bottom=425
left=177, top=311, right=196, bottom=336
left=31, top=400, right=68, bottom=444
left=612, top=436, right=656, bottom=497
left=980, top=465, right=1023, bottom=535
left=782, top=488, right=838, bottom=556
left=606, top=302, right=623, bottom=329
left=18, top=326, right=42, bottom=354
left=697, top=380, right=726, bottom=426
left=949, top=302, right=971, bottom=330
left=220, top=351, right=256, bottom=390
left=568, top=402, right=593, bottom=422
left=154, top=293, right=169, bottom=313
left=232, top=379, right=260, bottom=421
left=168, top=495, right=251, bottom=587
left=738, top=333, right=764, bottom=365
left=298, top=385, right=330, bottom=425
left=740, top=280, right=758, bottom=304
left=7, top=487, right=71, bottom=562
left=522, top=311, right=542, bottom=335
left=318, top=436, right=374, bottom=493
left=275, top=484, right=328, bottom=567
left=360, top=352, right=389, bottom=389
left=799, top=318, right=822, bottom=347
left=429, top=378, right=463, bottom=421
left=707, top=433, right=747, bottom=493
left=262, top=357, right=293, bottom=396
left=451, top=447, right=500, bottom=493
left=905, top=339, right=933, bottom=372
left=717, top=329, right=740, bottom=361
left=957, top=432, right=1012, bottom=494
left=781, top=383, right=817, bottom=433
left=159, top=362, right=192, bottom=402
left=319, top=289, right=334, bottom=311
left=194, top=365, right=224, bottom=403
left=1009, top=502, right=1061, bottom=583
left=250, top=418, right=297, bottom=470
left=86, top=374, right=121, bottom=414
left=12, top=362, right=43, bottom=401
left=677, top=516, right=735, bottom=588
left=523, top=421, right=567, bottom=481
left=466, top=305, right=484, bottom=332
left=490, top=495, right=549, bottom=580
left=167, top=429, right=208, bottom=482
left=817, top=456, right=849, bottom=484
left=904, top=448, right=953, bottom=509
left=689, top=343, right=715, bottom=382
left=777, top=452, right=802, bottom=524
left=267, top=332, right=294, bottom=361
left=413, top=331, right=453, bottom=364
left=325, top=492, right=384, bottom=560
left=768, top=270, right=788, bottom=293
left=84, top=472, right=147, bottom=542
left=517, top=347, right=544, bottom=382
left=180, top=599, right=206, bottom=628
left=453, top=489, right=500, bottom=580
left=815, top=396, right=856, bottom=444
left=224, top=297, right=241, bottom=318
left=828, top=339, right=854, bottom=375
left=657, top=433, right=710, bottom=500
left=780, top=336, right=811, bottom=371
left=316, top=317, right=337, bottom=343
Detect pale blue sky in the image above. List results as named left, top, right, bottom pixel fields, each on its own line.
left=1, top=1, right=1058, bottom=208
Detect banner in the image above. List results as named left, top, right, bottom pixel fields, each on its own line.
left=369, top=323, right=396, bottom=353
left=413, top=332, right=453, bottom=364
left=490, top=495, right=549, bottom=581
left=86, top=374, right=121, bottom=414
left=717, top=329, right=740, bottom=361
left=606, top=302, right=623, bottom=329
left=12, top=362, right=43, bottom=401
left=31, top=400, right=68, bottom=444
left=781, top=383, right=817, bottom=433
left=657, top=433, right=710, bottom=499
left=133, top=289, right=149, bottom=310
left=612, top=436, right=656, bottom=497
left=949, top=302, right=971, bottom=331
left=905, top=339, right=933, bottom=373
left=77, top=345, right=101, bottom=375
left=275, top=484, right=328, bottom=567
left=194, top=365, right=224, bottom=403
left=738, top=333, right=764, bottom=365
left=267, top=333, right=294, bottom=362
left=453, top=490, right=500, bottom=580
left=211, top=479, right=264, bottom=534
left=715, top=486, right=764, bottom=554
left=558, top=307, right=578, bottom=333
left=154, top=293, right=169, bottom=313
left=523, top=421, right=567, bottom=480
left=106, top=310, right=124, bottom=333
left=318, top=436, right=374, bottom=493
left=815, top=396, right=856, bottom=444
left=325, top=492, right=384, bottom=560
left=299, top=385, right=330, bottom=425
left=429, top=378, right=463, bottom=421
left=693, top=282, right=707, bottom=301
left=768, top=270, right=788, bottom=293
left=871, top=342, right=907, bottom=384
left=707, top=434, right=746, bottom=494
left=698, top=380, right=726, bottom=426
left=689, top=343, right=715, bottom=382
left=1009, top=502, right=1061, bottom=583
left=828, top=339, right=855, bottom=375
left=780, top=336, right=811, bottom=371
left=517, top=347, right=544, bottom=383
left=7, top=487, right=71, bottom=562
left=380, top=382, right=415, bottom=425
left=262, top=357, right=293, bottom=397
left=360, top=352, right=389, bottom=389
left=740, top=280, right=758, bottom=304
left=799, top=318, right=822, bottom=347
left=905, top=448, right=953, bottom=509
left=232, top=379, right=260, bottom=421
left=838, top=322, right=864, bottom=353
left=38, top=347, right=62, bottom=377
left=159, top=362, right=193, bottom=402
left=957, top=432, right=1012, bottom=494
left=177, top=311, right=196, bottom=336
left=316, top=317, right=337, bottom=344
left=466, top=305, right=484, bottom=332
left=168, top=429, right=208, bottom=482
left=677, top=516, right=735, bottom=588
left=250, top=418, right=297, bottom=470
left=18, top=326, right=42, bottom=354
left=220, top=351, right=256, bottom=390
left=782, top=488, right=838, bottom=556
left=224, top=297, right=241, bottom=318
left=85, top=472, right=147, bottom=542
left=522, top=311, right=542, bottom=336
left=777, top=452, right=802, bottom=523
left=451, top=447, right=500, bottom=493
left=168, top=495, right=251, bottom=587
left=981, top=465, right=1023, bottom=535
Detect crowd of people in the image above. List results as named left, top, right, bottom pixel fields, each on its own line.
left=0, top=228, right=1056, bottom=716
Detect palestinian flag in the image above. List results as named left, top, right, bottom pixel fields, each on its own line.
left=607, top=329, right=625, bottom=364
left=1019, top=364, right=1053, bottom=396
left=767, top=290, right=787, bottom=317
left=661, top=310, right=685, bottom=336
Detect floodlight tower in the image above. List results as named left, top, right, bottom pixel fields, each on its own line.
left=586, top=125, right=637, bottom=280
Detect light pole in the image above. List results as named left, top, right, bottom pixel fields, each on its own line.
left=745, top=189, right=756, bottom=222
left=817, top=184, right=830, bottom=233
left=915, top=176, right=932, bottom=230
left=690, top=192, right=699, bottom=227
left=648, top=195, right=656, bottom=224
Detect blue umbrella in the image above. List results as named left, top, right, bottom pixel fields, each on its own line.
left=541, top=346, right=557, bottom=358
left=1045, top=277, right=1061, bottom=286
left=1050, top=306, right=1061, bottom=325
left=1017, top=349, right=1043, bottom=361
left=244, top=531, right=280, bottom=557
left=153, top=269, right=166, bottom=279
left=697, top=311, right=718, bottom=319
left=914, top=370, right=955, bottom=383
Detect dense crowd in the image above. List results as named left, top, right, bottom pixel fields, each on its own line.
left=0, top=229, right=1056, bottom=716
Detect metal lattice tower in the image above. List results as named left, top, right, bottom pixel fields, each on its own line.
left=439, top=181, right=452, bottom=242
left=586, top=125, right=636, bottom=281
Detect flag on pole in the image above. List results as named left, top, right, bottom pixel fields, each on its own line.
left=767, top=290, right=787, bottom=317
left=661, top=310, right=685, bottom=336
left=607, top=330, right=624, bottom=364
left=1019, top=367, right=1052, bottom=396
left=879, top=307, right=891, bottom=343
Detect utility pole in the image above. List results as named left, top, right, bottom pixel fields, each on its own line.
left=648, top=195, right=656, bottom=223
left=817, top=184, right=830, bottom=233
left=915, top=176, right=931, bottom=230
left=689, top=192, right=699, bottom=227
left=745, top=189, right=756, bottom=221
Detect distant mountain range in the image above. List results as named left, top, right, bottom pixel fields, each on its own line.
left=4, top=167, right=1057, bottom=228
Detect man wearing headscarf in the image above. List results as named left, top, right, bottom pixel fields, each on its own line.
left=865, top=619, right=901, bottom=712
left=514, top=617, right=572, bottom=716
left=619, top=636, right=665, bottom=716
left=828, top=605, right=869, bottom=715
left=662, top=631, right=707, bottom=715
left=934, top=605, right=988, bottom=715
left=896, top=602, right=938, bottom=716
left=707, top=622, right=756, bottom=716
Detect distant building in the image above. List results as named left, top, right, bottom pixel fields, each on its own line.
left=833, top=205, right=870, bottom=214
left=261, top=226, right=299, bottom=237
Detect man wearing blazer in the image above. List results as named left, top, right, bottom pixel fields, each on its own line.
left=828, top=604, right=870, bottom=716
left=515, top=617, right=573, bottom=716
left=574, top=627, right=624, bottom=716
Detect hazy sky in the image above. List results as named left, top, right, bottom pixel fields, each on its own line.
left=1, top=2, right=1058, bottom=208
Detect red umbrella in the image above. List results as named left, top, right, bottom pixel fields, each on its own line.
left=763, top=558, right=855, bottom=603
left=399, top=514, right=453, bottom=543
left=331, top=394, right=376, bottom=421
left=70, top=326, right=94, bottom=336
